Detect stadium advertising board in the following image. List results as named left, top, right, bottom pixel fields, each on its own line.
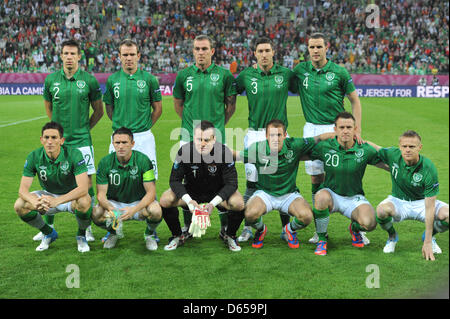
left=1, top=83, right=448, bottom=98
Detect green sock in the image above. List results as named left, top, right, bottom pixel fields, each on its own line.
left=21, top=211, right=53, bottom=235
left=289, top=217, right=306, bottom=231
left=75, top=207, right=92, bottom=237
left=250, top=216, right=264, bottom=231
left=434, top=220, right=449, bottom=234
left=351, top=221, right=364, bottom=233
left=376, top=215, right=396, bottom=238
left=95, top=220, right=116, bottom=234
left=44, top=214, right=55, bottom=226
left=145, top=218, right=162, bottom=235
left=313, top=207, right=329, bottom=241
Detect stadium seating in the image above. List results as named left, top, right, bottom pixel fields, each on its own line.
left=0, top=0, right=448, bottom=74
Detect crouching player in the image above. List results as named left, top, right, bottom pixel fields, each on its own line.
left=369, top=130, right=449, bottom=260
left=160, top=121, right=245, bottom=252
left=308, top=112, right=389, bottom=256
left=92, top=127, right=162, bottom=251
left=14, top=121, right=92, bottom=252
left=235, top=119, right=335, bottom=249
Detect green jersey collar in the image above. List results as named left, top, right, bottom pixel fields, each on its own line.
left=402, top=154, right=423, bottom=171
left=120, top=68, right=141, bottom=80
left=193, top=63, right=216, bottom=74
left=60, top=67, right=81, bottom=81
left=115, top=150, right=135, bottom=168
left=309, top=60, right=331, bottom=74
left=43, top=145, right=65, bottom=164
left=256, top=63, right=278, bottom=76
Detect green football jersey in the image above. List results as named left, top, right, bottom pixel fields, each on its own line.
left=22, top=144, right=87, bottom=195
left=310, top=138, right=380, bottom=196
left=103, top=69, right=162, bottom=133
left=173, top=63, right=237, bottom=143
left=96, top=150, right=155, bottom=203
left=43, top=68, right=102, bottom=147
left=293, top=60, right=356, bottom=124
left=240, top=137, right=316, bottom=196
left=378, top=147, right=439, bottom=200
left=236, top=63, right=297, bottom=130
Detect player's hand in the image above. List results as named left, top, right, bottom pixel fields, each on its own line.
left=196, top=204, right=211, bottom=231
left=354, top=132, right=365, bottom=145
left=422, top=242, right=435, bottom=261
left=204, top=203, right=214, bottom=215
left=39, top=195, right=58, bottom=209
left=187, top=200, right=200, bottom=213
left=118, top=207, right=135, bottom=221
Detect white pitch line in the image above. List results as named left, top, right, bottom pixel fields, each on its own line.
left=0, top=116, right=47, bottom=128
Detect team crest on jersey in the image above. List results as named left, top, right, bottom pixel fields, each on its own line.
left=274, top=75, right=284, bottom=88
left=137, top=80, right=146, bottom=89
left=208, top=164, right=217, bottom=174
left=60, top=161, right=70, bottom=175
left=355, top=149, right=364, bottom=163
left=210, top=73, right=220, bottom=82
left=285, top=149, right=294, bottom=162
left=210, top=73, right=220, bottom=86
left=130, top=166, right=139, bottom=179
left=412, top=173, right=423, bottom=186
left=325, top=72, right=335, bottom=81
left=76, top=80, right=86, bottom=89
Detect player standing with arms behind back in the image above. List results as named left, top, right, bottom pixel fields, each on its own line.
left=293, top=33, right=363, bottom=243
left=41, top=39, right=103, bottom=242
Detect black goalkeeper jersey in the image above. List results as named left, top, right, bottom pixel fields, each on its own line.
left=169, top=142, right=238, bottom=202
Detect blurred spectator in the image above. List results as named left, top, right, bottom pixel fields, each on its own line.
left=0, top=0, right=448, bottom=75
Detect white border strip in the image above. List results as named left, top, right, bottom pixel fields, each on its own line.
left=0, top=116, right=47, bottom=128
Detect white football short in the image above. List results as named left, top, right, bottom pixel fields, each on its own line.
left=108, top=199, right=145, bottom=221
left=321, top=188, right=372, bottom=219
left=380, top=195, right=448, bottom=223
left=109, top=129, right=158, bottom=179
left=303, top=122, right=335, bottom=175
left=251, top=190, right=302, bottom=216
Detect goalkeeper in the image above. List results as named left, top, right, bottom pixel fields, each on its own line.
left=160, top=121, right=245, bottom=252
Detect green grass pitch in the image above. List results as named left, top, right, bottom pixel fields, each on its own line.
left=0, top=95, right=448, bottom=299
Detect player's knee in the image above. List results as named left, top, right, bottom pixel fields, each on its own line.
left=437, top=206, right=449, bottom=223
left=159, top=190, right=175, bottom=208
left=14, top=198, right=26, bottom=216
left=147, top=202, right=162, bottom=221
left=244, top=205, right=260, bottom=223
left=74, top=195, right=91, bottom=213
left=360, top=216, right=377, bottom=231
left=376, top=203, right=390, bottom=219
left=229, top=196, right=245, bottom=212
left=298, top=209, right=313, bottom=225
left=314, top=190, right=330, bottom=210
left=91, top=205, right=104, bottom=224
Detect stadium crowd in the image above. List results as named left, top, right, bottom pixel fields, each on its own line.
left=0, top=0, right=448, bottom=75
